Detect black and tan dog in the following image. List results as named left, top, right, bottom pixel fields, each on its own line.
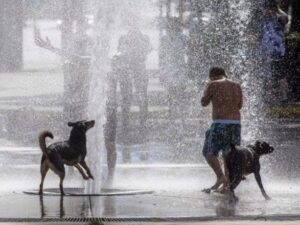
left=225, top=141, right=274, bottom=201
left=38, top=120, right=95, bottom=195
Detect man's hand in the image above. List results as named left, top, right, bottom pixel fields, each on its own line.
left=34, top=27, right=62, bottom=56
left=35, top=35, right=55, bottom=51
left=34, top=27, right=52, bottom=49
left=33, top=26, right=91, bottom=60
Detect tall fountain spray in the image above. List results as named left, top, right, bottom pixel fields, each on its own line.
left=85, top=0, right=269, bottom=192
left=85, top=0, right=115, bottom=193
left=85, top=0, right=158, bottom=192
left=202, top=0, right=268, bottom=142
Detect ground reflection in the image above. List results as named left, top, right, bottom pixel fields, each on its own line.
left=215, top=198, right=236, bottom=217
left=38, top=194, right=117, bottom=218
left=39, top=195, right=65, bottom=218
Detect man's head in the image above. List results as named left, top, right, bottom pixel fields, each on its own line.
left=264, top=0, right=278, bottom=10
left=209, top=67, right=227, bottom=80
left=264, top=0, right=279, bottom=17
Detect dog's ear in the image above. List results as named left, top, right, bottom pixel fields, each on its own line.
left=255, top=140, right=261, bottom=147
left=68, top=122, right=75, bottom=127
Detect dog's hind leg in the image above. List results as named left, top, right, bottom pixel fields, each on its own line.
left=79, top=160, right=94, bottom=179
left=254, top=171, right=270, bottom=200
left=59, top=195, right=65, bottom=218
left=75, top=163, right=89, bottom=180
left=39, top=160, right=50, bottom=195
left=49, top=162, right=66, bottom=195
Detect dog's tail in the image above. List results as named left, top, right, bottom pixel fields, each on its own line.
left=39, top=131, right=53, bottom=156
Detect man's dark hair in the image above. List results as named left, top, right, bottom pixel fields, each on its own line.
left=264, top=0, right=278, bottom=10
left=209, top=67, right=227, bottom=78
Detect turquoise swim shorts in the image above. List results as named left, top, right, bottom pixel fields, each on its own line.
left=202, top=122, right=241, bottom=157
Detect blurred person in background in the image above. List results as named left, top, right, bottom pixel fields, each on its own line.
left=160, top=18, right=188, bottom=128
left=117, top=26, right=152, bottom=144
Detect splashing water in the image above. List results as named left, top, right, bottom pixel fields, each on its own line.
left=85, top=0, right=270, bottom=191
left=85, top=0, right=159, bottom=192
left=85, top=0, right=114, bottom=193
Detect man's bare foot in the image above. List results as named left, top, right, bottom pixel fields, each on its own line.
left=211, top=175, right=226, bottom=190
left=202, top=176, right=227, bottom=194
left=215, top=177, right=229, bottom=193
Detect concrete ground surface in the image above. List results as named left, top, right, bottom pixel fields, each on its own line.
left=1, top=70, right=300, bottom=223
left=1, top=151, right=300, bottom=219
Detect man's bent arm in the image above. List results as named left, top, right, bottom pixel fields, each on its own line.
left=238, top=85, right=243, bottom=110
left=201, top=84, right=212, bottom=107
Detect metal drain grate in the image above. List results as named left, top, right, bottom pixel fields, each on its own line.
left=1, top=215, right=300, bottom=223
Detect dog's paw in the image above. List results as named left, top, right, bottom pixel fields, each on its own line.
left=234, top=195, right=239, bottom=202
left=265, top=195, right=271, bottom=201
left=226, top=191, right=239, bottom=203
left=89, top=175, right=94, bottom=180
left=228, top=195, right=239, bottom=203
left=202, top=188, right=211, bottom=194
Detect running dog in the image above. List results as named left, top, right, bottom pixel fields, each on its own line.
left=38, top=120, right=95, bottom=195
left=225, top=141, right=274, bottom=201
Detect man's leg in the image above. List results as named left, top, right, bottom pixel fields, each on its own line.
left=205, top=154, right=226, bottom=190
left=119, top=71, right=132, bottom=145
left=133, top=66, right=148, bottom=142
left=202, top=124, right=227, bottom=192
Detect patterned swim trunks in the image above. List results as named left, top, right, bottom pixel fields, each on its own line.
left=202, top=122, right=241, bottom=157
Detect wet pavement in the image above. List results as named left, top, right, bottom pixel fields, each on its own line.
left=1, top=142, right=300, bottom=222
left=1, top=71, right=300, bottom=222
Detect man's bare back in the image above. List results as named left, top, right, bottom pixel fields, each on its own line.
left=201, top=77, right=243, bottom=120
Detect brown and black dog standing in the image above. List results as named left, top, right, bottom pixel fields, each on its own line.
left=38, top=120, right=95, bottom=195
left=225, top=141, right=274, bottom=202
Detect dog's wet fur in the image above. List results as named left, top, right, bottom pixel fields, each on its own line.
left=38, top=120, right=95, bottom=195
left=225, top=140, right=274, bottom=202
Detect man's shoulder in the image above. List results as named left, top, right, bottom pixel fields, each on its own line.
left=210, top=79, right=241, bottom=87
left=225, top=79, right=241, bottom=87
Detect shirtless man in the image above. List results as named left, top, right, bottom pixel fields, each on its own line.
left=201, top=67, right=243, bottom=192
